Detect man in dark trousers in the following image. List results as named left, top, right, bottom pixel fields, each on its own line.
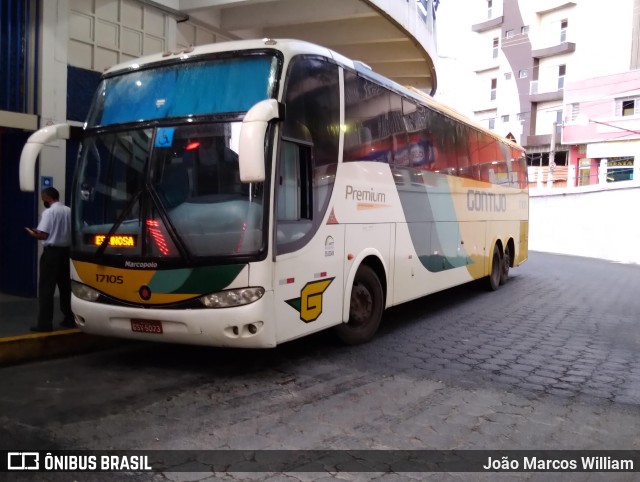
left=25, top=187, right=74, bottom=332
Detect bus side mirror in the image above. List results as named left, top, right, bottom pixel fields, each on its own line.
left=19, top=123, right=80, bottom=192
left=238, top=99, right=284, bottom=183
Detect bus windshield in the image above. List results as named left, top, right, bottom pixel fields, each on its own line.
left=87, top=54, right=279, bottom=127
left=72, top=53, right=278, bottom=264
left=73, top=122, right=266, bottom=262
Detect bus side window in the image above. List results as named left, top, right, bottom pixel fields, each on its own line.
left=276, top=55, right=339, bottom=255
left=276, top=141, right=313, bottom=245
left=278, top=141, right=312, bottom=221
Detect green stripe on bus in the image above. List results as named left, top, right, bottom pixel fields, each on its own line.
left=396, top=170, right=471, bottom=273
left=148, top=264, right=245, bottom=294
left=418, top=254, right=473, bottom=273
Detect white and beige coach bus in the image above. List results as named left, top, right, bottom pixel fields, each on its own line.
left=20, top=39, right=528, bottom=347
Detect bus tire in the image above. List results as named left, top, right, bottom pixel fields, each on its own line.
left=500, top=244, right=511, bottom=285
left=334, top=264, right=384, bottom=345
left=487, top=244, right=502, bottom=291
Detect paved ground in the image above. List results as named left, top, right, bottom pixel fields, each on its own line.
left=1, top=252, right=639, bottom=481
left=0, top=293, right=70, bottom=337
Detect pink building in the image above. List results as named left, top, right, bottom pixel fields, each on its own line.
left=562, top=70, right=640, bottom=186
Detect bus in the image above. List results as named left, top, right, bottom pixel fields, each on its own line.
left=19, top=39, right=528, bottom=347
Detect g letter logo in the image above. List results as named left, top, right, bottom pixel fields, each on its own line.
left=285, top=278, right=334, bottom=323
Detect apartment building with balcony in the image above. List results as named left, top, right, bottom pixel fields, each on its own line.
left=562, top=70, right=640, bottom=186
left=467, top=0, right=639, bottom=187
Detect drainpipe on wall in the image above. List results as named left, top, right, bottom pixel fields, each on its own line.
left=547, top=122, right=556, bottom=188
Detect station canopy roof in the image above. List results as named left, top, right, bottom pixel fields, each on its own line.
left=149, top=0, right=437, bottom=93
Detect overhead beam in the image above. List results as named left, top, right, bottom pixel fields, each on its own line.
left=367, top=61, right=432, bottom=78
left=220, top=0, right=375, bottom=30
left=179, top=0, right=278, bottom=10
left=330, top=41, right=424, bottom=63
left=262, top=17, right=405, bottom=46
left=0, top=110, right=38, bottom=131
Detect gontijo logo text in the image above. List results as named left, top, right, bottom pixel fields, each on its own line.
left=467, top=190, right=506, bottom=212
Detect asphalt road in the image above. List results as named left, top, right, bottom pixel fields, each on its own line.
left=1, top=252, right=639, bottom=481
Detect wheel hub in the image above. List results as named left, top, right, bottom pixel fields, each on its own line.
left=349, top=282, right=373, bottom=326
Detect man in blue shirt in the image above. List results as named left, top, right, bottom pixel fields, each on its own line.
left=25, top=187, right=74, bottom=332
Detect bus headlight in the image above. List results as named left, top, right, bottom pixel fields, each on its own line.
left=71, top=280, right=100, bottom=302
left=200, top=287, right=265, bottom=308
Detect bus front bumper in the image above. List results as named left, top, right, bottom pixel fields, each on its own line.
left=71, top=291, right=277, bottom=348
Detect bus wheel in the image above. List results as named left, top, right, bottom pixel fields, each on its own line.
left=335, top=265, right=384, bottom=345
left=500, top=244, right=511, bottom=285
left=487, top=245, right=502, bottom=291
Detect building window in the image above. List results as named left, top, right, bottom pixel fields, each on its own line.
left=487, top=0, right=493, bottom=19
left=571, top=103, right=580, bottom=121
left=502, top=115, right=510, bottom=122
left=490, top=78, right=497, bottom=100
left=616, top=96, right=640, bottom=116
left=505, top=29, right=514, bottom=39
left=519, top=69, right=528, bottom=78
left=560, top=19, right=568, bottom=43
left=492, top=38, right=499, bottom=58
left=578, top=158, right=591, bottom=186
left=517, top=112, right=526, bottom=121
left=416, top=0, right=429, bottom=22
left=558, top=64, right=566, bottom=90
left=521, top=25, right=529, bottom=35
left=606, top=157, right=634, bottom=183
left=488, top=117, right=495, bottom=129
left=504, top=72, right=512, bottom=80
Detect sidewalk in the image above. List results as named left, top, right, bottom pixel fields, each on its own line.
left=0, top=293, right=122, bottom=366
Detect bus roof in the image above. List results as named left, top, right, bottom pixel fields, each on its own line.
left=103, top=38, right=523, bottom=152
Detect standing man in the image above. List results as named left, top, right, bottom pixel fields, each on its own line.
left=25, top=187, right=74, bottom=332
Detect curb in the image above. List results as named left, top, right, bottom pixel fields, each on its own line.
left=0, top=329, right=124, bottom=367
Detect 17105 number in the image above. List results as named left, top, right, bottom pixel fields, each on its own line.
left=96, top=274, right=124, bottom=284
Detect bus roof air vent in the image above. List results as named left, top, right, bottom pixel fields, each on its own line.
left=354, top=61, right=372, bottom=70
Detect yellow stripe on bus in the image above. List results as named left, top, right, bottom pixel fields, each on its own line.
left=72, top=261, right=197, bottom=304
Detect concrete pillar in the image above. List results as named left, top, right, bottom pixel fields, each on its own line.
left=39, top=0, right=69, bottom=198
left=537, top=167, right=543, bottom=188
left=598, top=158, right=608, bottom=184
left=568, top=164, right=576, bottom=188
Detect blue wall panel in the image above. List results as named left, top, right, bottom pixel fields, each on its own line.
left=0, top=0, right=31, bottom=113
left=0, top=129, right=37, bottom=296
left=67, top=65, right=102, bottom=122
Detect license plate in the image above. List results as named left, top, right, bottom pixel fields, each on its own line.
left=131, top=319, right=163, bottom=334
